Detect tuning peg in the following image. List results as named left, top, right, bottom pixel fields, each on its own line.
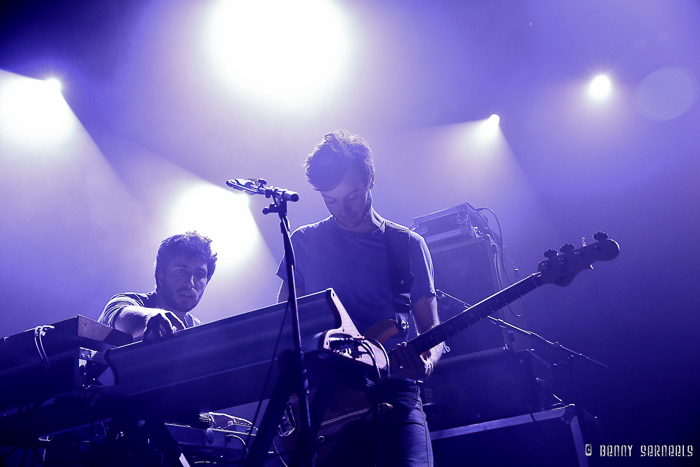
left=544, top=249, right=558, bottom=259
left=593, top=232, right=608, bottom=241
left=560, top=244, right=575, bottom=253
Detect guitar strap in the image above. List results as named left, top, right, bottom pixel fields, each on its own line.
left=384, top=221, right=415, bottom=339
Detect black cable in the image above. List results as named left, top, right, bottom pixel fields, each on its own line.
left=270, top=438, right=290, bottom=467
left=362, top=337, right=390, bottom=381
left=18, top=448, right=28, bottom=467
left=33, top=325, right=54, bottom=370
left=474, top=207, right=507, bottom=285
left=357, top=339, right=385, bottom=467
left=30, top=447, right=43, bottom=467
left=475, top=206, right=527, bottom=318
left=1, top=447, right=17, bottom=462
left=238, top=298, right=290, bottom=466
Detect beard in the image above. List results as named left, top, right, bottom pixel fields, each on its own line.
left=161, top=285, right=199, bottom=313
left=334, top=194, right=373, bottom=231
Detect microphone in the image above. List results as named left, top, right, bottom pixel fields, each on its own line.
left=226, top=178, right=299, bottom=202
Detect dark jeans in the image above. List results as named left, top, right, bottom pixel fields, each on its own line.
left=317, top=380, right=433, bottom=467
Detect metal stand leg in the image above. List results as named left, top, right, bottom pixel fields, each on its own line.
left=245, top=351, right=301, bottom=467
left=568, top=410, right=589, bottom=467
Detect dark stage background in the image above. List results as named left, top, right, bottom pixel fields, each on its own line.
left=1, top=0, right=698, bottom=464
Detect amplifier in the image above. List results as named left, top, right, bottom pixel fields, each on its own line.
left=413, top=204, right=509, bottom=356
left=411, top=202, right=495, bottom=251
left=422, top=348, right=554, bottom=431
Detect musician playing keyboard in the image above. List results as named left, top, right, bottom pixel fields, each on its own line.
left=98, top=231, right=217, bottom=339
left=41, top=232, right=219, bottom=465
left=277, top=130, right=442, bottom=467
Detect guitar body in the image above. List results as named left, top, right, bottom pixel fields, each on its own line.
left=279, top=321, right=399, bottom=460
left=363, top=319, right=402, bottom=345
left=277, top=235, right=620, bottom=462
left=282, top=385, right=382, bottom=463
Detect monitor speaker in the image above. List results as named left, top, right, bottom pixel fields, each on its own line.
left=423, top=349, right=553, bottom=431
left=430, top=235, right=508, bottom=357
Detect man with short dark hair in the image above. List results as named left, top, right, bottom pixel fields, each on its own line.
left=99, top=231, right=217, bottom=339
left=277, top=130, right=441, bottom=467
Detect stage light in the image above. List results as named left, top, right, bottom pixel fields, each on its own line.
left=438, top=116, right=506, bottom=162
left=0, top=73, right=76, bottom=150
left=206, top=0, right=353, bottom=109
left=45, top=78, right=62, bottom=93
left=476, top=114, right=501, bottom=141
left=168, top=183, right=263, bottom=270
left=588, top=74, right=612, bottom=100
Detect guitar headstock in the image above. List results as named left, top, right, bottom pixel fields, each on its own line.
left=536, top=232, right=620, bottom=287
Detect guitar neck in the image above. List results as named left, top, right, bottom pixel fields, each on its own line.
left=408, top=273, right=542, bottom=355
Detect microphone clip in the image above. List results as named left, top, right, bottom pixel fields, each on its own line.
left=225, top=178, right=299, bottom=203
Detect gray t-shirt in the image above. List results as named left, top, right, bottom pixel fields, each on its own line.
left=276, top=216, right=435, bottom=345
left=98, top=292, right=201, bottom=331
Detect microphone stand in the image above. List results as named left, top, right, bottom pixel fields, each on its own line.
left=265, top=192, right=314, bottom=467
left=436, top=289, right=607, bottom=369
left=226, top=179, right=313, bottom=467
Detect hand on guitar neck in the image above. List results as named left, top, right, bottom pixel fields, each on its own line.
left=390, top=340, right=439, bottom=381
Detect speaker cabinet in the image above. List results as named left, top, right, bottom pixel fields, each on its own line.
left=413, top=204, right=506, bottom=357
left=422, top=349, right=553, bottom=430
left=431, top=236, right=508, bottom=357
left=413, top=203, right=530, bottom=358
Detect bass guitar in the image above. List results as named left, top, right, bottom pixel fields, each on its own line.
left=280, top=232, right=620, bottom=459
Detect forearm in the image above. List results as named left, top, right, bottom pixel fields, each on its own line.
left=113, top=306, right=159, bottom=338
left=413, top=294, right=443, bottom=372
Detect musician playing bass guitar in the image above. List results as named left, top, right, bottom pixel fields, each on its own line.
left=277, top=130, right=443, bottom=467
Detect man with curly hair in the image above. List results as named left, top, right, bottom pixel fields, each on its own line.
left=99, top=231, right=217, bottom=339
